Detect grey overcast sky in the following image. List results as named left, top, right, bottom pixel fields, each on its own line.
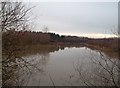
left=28, top=2, right=118, bottom=38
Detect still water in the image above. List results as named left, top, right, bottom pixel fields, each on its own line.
left=13, top=46, right=119, bottom=86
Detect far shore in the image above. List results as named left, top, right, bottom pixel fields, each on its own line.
left=18, top=42, right=118, bottom=58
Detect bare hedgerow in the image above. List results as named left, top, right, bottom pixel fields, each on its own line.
left=0, top=2, right=42, bottom=86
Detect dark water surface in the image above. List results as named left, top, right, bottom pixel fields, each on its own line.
left=11, top=46, right=119, bottom=86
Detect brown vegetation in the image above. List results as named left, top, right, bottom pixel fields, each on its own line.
left=1, top=2, right=119, bottom=86
left=3, top=29, right=119, bottom=58
left=85, top=38, right=119, bottom=58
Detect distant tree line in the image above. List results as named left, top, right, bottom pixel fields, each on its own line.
left=3, top=29, right=118, bottom=50
left=3, top=30, right=89, bottom=48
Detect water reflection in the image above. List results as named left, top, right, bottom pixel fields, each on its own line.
left=4, top=45, right=119, bottom=86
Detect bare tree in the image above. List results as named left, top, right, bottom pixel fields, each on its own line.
left=70, top=50, right=120, bottom=87
left=0, top=2, right=41, bottom=86
left=42, top=26, right=49, bottom=33
left=0, top=2, right=30, bottom=32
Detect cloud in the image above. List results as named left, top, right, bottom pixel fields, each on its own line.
left=30, top=2, right=117, bottom=38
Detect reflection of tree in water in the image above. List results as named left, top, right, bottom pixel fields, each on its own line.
left=40, top=53, right=50, bottom=65
left=59, top=46, right=65, bottom=50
